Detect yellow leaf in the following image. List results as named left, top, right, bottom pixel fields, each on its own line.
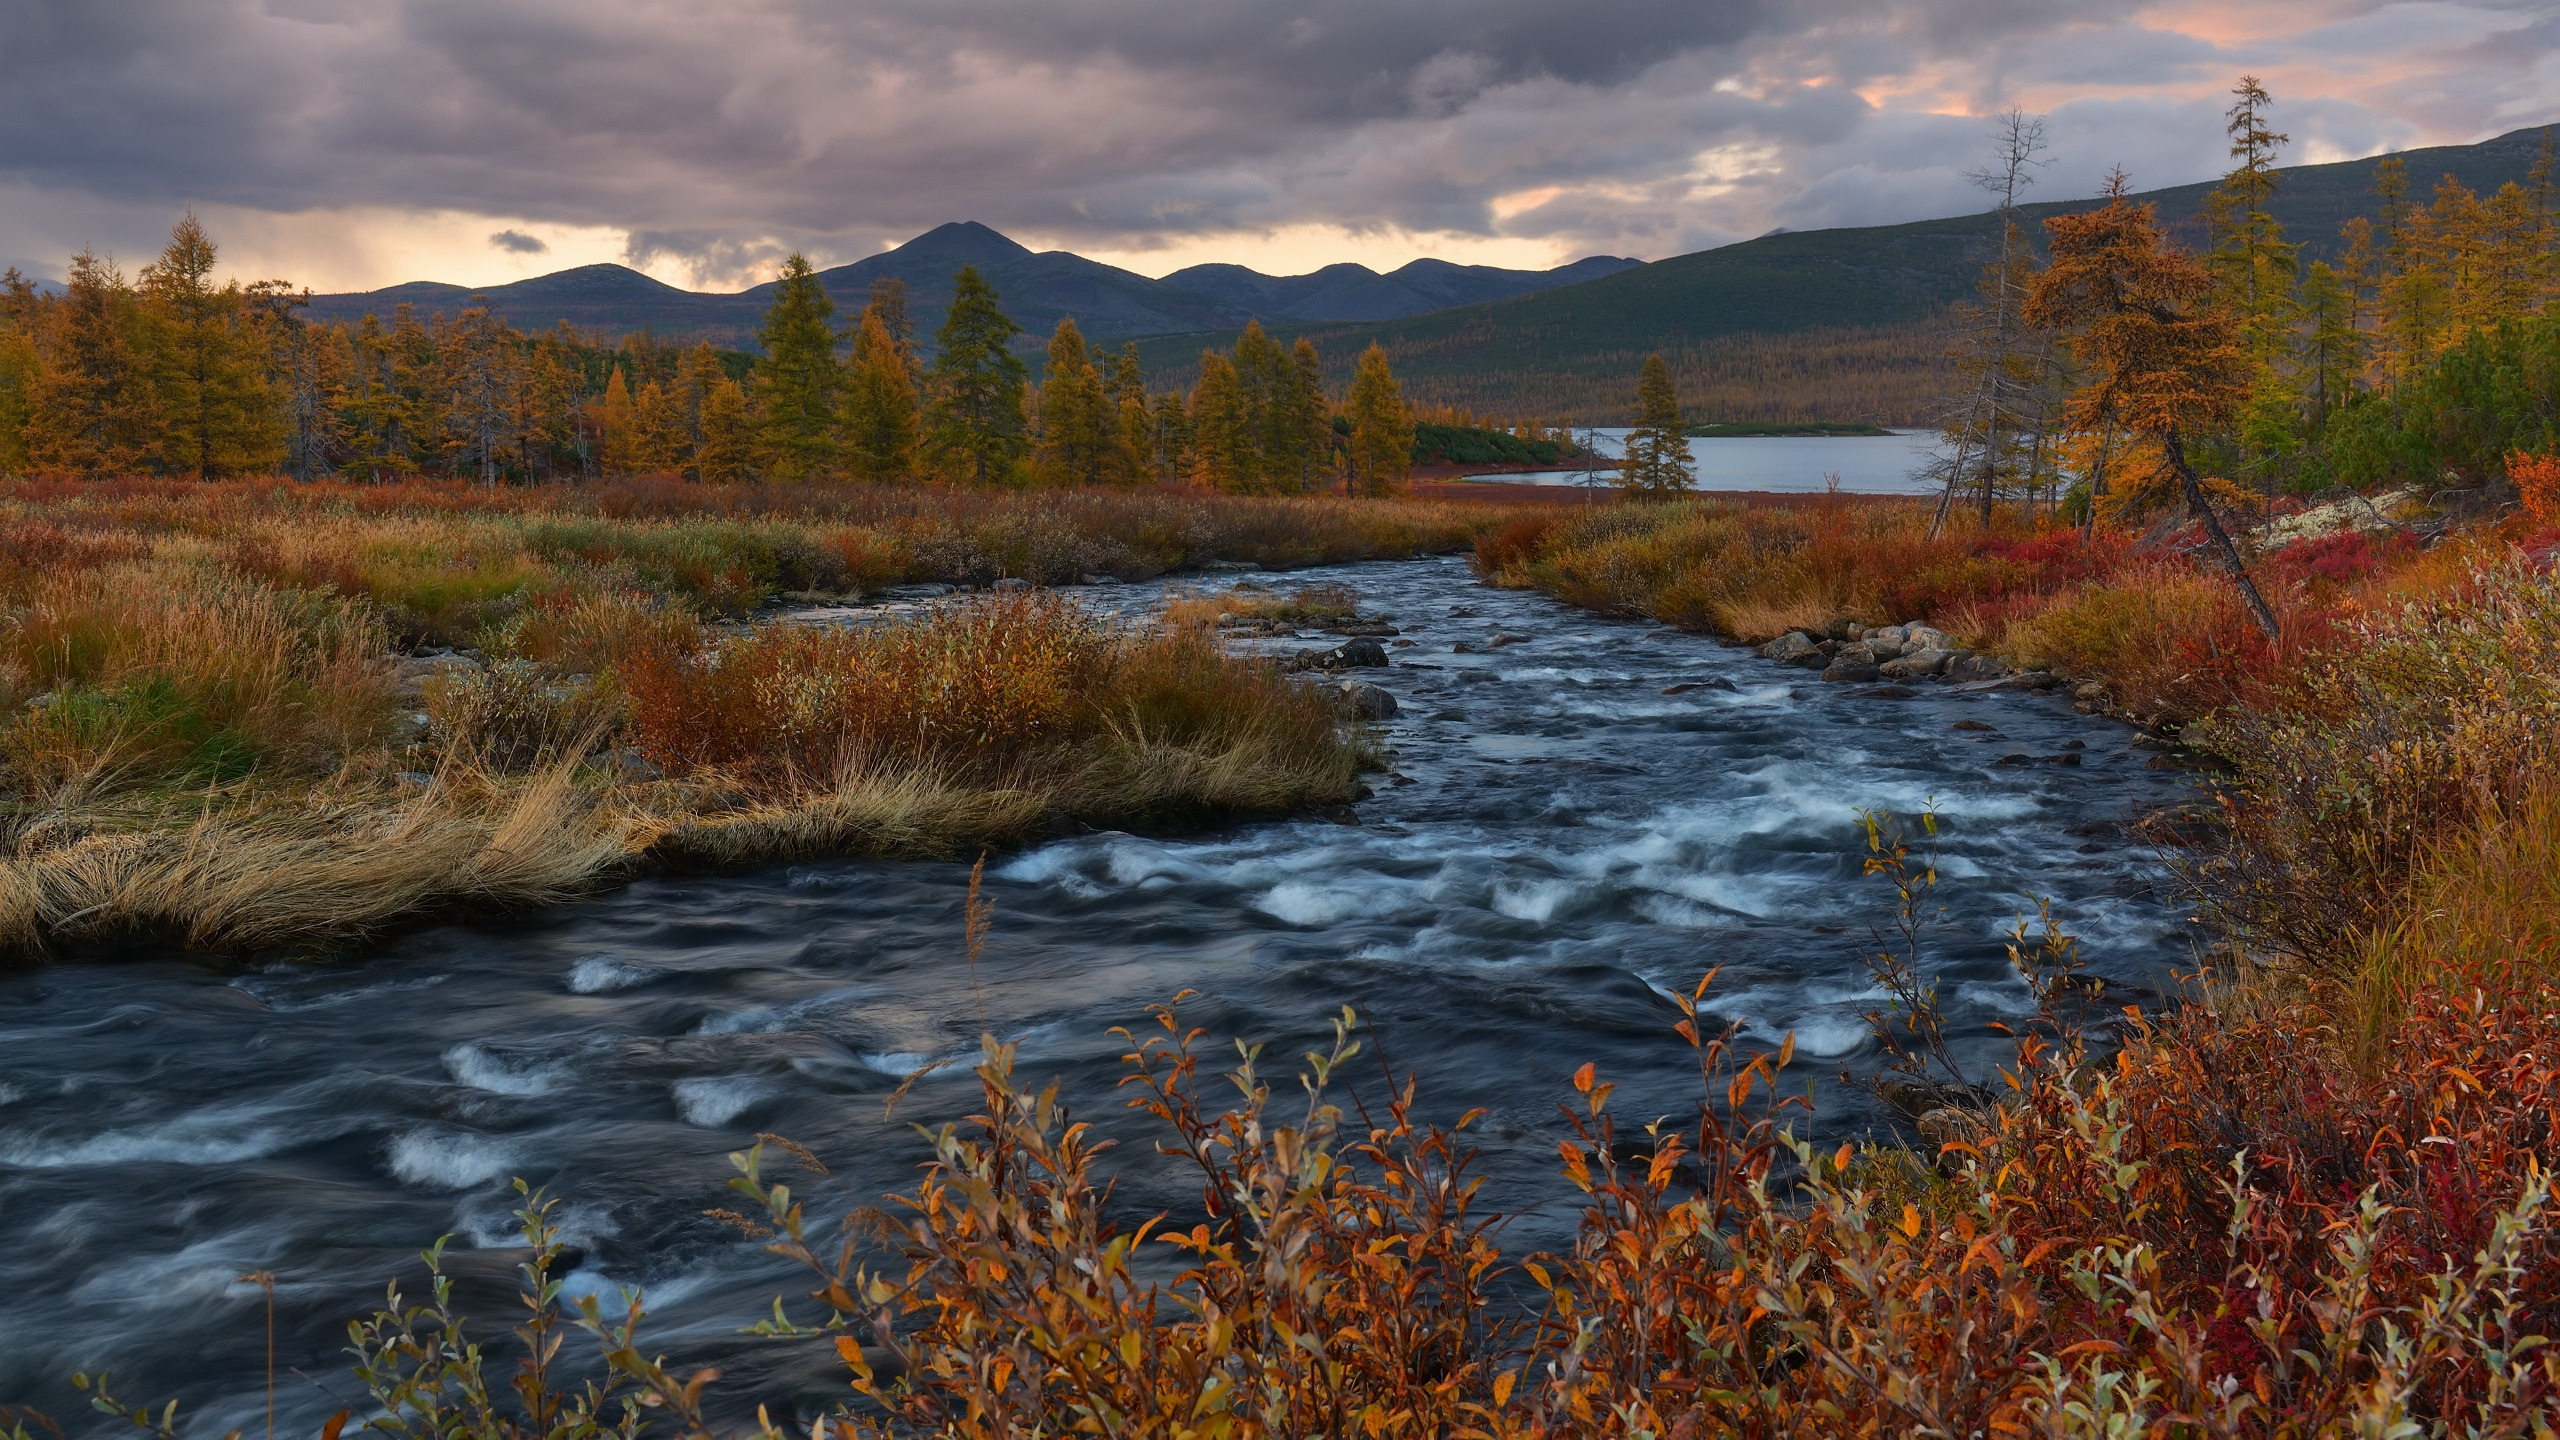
left=1902, top=1203, right=1922, bottom=1240
left=1493, top=1368, right=1520, bottom=1408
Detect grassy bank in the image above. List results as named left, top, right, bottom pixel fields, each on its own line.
left=22, top=484, right=2560, bottom=1437
left=0, top=479, right=1512, bottom=961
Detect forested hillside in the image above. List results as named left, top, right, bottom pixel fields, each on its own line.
left=1138, top=124, right=2557, bottom=424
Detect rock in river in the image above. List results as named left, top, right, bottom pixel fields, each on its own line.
left=1300, top=638, right=1390, bottom=670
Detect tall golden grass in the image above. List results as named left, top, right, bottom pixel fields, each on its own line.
left=0, top=480, right=1453, bottom=962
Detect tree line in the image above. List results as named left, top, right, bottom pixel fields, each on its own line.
left=1924, top=84, right=2560, bottom=528
left=0, top=222, right=1423, bottom=492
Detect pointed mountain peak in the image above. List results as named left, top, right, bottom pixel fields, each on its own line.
left=890, top=221, right=1034, bottom=266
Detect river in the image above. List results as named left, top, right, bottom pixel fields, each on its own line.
left=0, top=555, right=2193, bottom=1430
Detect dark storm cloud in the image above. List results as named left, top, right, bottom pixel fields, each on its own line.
left=0, top=0, right=2551, bottom=282
left=487, top=229, right=548, bottom=254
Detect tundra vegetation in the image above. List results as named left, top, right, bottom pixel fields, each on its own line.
left=11, top=82, right=2560, bottom=1440
left=0, top=479, right=1493, bottom=958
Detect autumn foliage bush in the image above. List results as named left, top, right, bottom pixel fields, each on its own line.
left=86, top=962, right=2547, bottom=1440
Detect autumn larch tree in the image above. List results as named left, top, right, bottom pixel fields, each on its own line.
left=25, top=248, right=161, bottom=477
left=2023, top=175, right=2282, bottom=642
left=843, top=294, right=921, bottom=482
left=1343, top=343, right=1413, bottom=496
left=442, top=297, right=520, bottom=483
left=1033, top=318, right=1112, bottom=487
left=753, top=253, right=843, bottom=481
left=1619, top=353, right=1693, bottom=497
left=141, top=212, right=281, bottom=478
left=1188, top=350, right=1251, bottom=490
left=2203, top=76, right=2303, bottom=499
left=0, top=269, right=39, bottom=474
left=1105, top=342, right=1151, bottom=488
left=923, top=266, right=1028, bottom=486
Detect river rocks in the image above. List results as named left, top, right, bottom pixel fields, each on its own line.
left=1661, top=678, right=1739, bottom=695
left=1881, top=647, right=1953, bottom=679
left=1820, top=660, right=1883, bottom=683
left=1486, top=632, right=1531, bottom=648
left=1758, top=631, right=1821, bottom=663
left=1946, top=653, right=2007, bottom=680
left=1323, top=679, right=1399, bottom=720
left=1298, top=638, right=1389, bottom=670
left=1867, top=625, right=1910, bottom=651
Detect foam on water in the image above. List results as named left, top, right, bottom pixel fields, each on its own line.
left=567, top=954, right=662, bottom=993
left=0, top=1104, right=316, bottom=1168
left=386, top=1129, right=523, bottom=1190
left=443, top=1042, right=565, bottom=1096
left=672, top=1077, right=766, bottom=1128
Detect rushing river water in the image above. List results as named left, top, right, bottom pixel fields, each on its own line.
left=0, top=556, right=2195, bottom=1430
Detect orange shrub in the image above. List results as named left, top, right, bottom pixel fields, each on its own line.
left=2510, top=449, right=2560, bottom=526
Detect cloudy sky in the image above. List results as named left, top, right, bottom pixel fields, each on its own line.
left=3, top=0, right=2555, bottom=293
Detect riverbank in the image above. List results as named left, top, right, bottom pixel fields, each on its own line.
left=13, top=490, right=2560, bottom=1436
left=0, top=480, right=1529, bottom=961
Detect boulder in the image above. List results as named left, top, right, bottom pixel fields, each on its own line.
left=1820, top=660, right=1883, bottom=683
left=1834, top=641, right=1887, bottom=667
left=1326, top=679, right=1399, bottom=720
left=1867, top=625, right=1910, bottom=650
left=1946, top=653, right=2007, bottom=680
left=1881, top=648, right=1952, bottom=679
left=1302, top=638, right=1390, bottom=670
left=1904, top=626, right=1952, bottom=653
left=1758, top=631, right=1820, bottom=663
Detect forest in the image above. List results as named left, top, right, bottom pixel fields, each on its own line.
left=0, top=227, right=1461, bottom=496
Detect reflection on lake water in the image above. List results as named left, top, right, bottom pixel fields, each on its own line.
left=1475, top=427, right=1942, bottom=494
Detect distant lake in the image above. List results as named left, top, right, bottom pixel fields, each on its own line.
left=1473, top=427, right=1942, bottom=494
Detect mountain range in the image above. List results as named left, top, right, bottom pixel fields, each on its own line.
left=298, top=224, right=1641, bottom=348
left=300, top=122, right=2553, bottom=423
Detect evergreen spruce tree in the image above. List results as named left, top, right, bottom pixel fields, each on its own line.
left=753, top=253, right=843, bottom=481
left=1344, top=343, right=1413, bottom=496
left=1620, top=353, right=1693, bottom=497
left=1033, top=318, right=1111, bottom=487
left=843, top=300, right=920, bottom=481
left=922, top=266, right=1028, bottom=485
